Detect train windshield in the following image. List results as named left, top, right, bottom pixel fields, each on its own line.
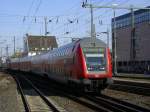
left=83, top=47, right=106, bottom=72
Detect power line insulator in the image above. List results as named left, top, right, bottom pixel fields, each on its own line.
left=82, top=2, right=85, bottom=8
left=49, top=20, right=52, bottom=22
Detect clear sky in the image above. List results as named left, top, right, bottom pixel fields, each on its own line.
left=0, top=0, right=150, bottom=56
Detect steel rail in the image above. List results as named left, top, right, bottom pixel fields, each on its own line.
left=13, top=75, right=31, bottom=112
left=24, top=74, right=111, bottom=112
left=110, top=83, right=150, bottom=96
left=85, top=95, right=143, bottom=112
left=17, top=72, right=150, bottom=112
left=100, top=94, right=150, bottom=112
left=21, top=75, right=63, bottom=112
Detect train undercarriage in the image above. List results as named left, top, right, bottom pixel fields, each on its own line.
left=68, top=78, right=113, bottom=93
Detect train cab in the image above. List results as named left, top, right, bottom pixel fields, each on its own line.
left=74, top=38, right=113, bottom=92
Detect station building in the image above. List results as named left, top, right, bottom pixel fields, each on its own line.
left=24, top=34, right=58, bottom=56
left=112, top=7, right=150, bottom=73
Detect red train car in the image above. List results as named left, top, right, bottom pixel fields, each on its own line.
left=8, top=38, right=113, bottom=93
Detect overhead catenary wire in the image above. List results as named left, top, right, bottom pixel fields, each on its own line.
left=26, top=0, right=36, bottom=18
left=0, top=0, right=148, bottom=57
left=81, top=0, right=132, bottom=32
left=25, top=0, right=42, bottom=33
left=0, top=0, right=135, bottom=40
left=51, top=0, right=118, bottom=35
left=54, top=0, right=133, bottom=38
left=24, top=0, right=83, bottom=35
left=54, top=0, right=118, bottom=34
left=0, top=0, right=117, bottom=34
left=0, top=0, right=147, bottom=31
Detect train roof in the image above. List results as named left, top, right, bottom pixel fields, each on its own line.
left=50, top=37, right=106, bottom=52
left=10, top=37, right=107, bottom=62
left=79, top=37, right=106, bottom=48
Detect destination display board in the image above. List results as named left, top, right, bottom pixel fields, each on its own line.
left=83, top=47, right=105, bottom=53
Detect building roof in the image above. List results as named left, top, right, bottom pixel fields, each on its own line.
left=25, top=35, right=58, bottom=51
left=112, top=6, right=150, bottom=22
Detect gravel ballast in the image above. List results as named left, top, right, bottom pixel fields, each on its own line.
left=0, top=72, right=20, bottom=112
left=102, top=89, right=150, bottom=109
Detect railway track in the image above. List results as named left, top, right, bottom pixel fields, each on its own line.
left=23, top=74, right=106, bottom=111
left=84, top=95, right=150, bottom=112
left=109, top=80, right=150, bottom=96
left=21, top=73, right=150, bottom=112
left=13, top=74, right=65, bottom=112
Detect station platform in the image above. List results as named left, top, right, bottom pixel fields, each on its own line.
left=113, top=73, right=150, bottom=80
left=113, top=77, right=150, bottom=84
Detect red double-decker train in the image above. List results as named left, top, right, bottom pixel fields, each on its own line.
left=8, top=38, right=113, bottom=93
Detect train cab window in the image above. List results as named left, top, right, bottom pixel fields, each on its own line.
left=58, top=50, right=60, bottom=56
left=61, top=50, right=63, bottom=56
left=65, top=49, right=66, bottom=56
left=67, top=49, right=69, bottom=55
left=65, top=49, right=66, bottom=55
left=64, top=48, right=66, bottom=56
left=63, top=49, right=65, bottom=56
left=65, top=48, right=68, bottom=55
left=68, top=48, right=70, bottom=55
left=66, top=48, right=68, bottom=55
left=60, top=50, right=62, bottom=56
left=69, top=48, right=72, bottom=55
left=59, top=51, right=61, bottom=56
left=83, top=47, right=106, bottom=72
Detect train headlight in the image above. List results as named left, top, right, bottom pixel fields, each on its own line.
left=88, top=67, right=92, bottom=70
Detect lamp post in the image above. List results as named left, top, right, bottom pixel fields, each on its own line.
left=112, top=3, right=118, bottom=76
left=96, top=29, right=109, bottom=48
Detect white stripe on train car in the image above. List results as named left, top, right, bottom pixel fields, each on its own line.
left=86, top=54, right=104, bottom=57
